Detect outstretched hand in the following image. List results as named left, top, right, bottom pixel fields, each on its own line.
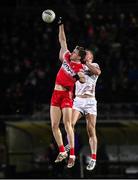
left=58, top=16, right=63, bottom=25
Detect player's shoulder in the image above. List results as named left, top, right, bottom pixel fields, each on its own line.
left=63, top=50, right=71, bottom=61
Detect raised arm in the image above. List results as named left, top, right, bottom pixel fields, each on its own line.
left=85, top=50, right=101, bottom=76
left=58, top=18, right=68, bottom=61
left=86, top=62, right=101, bottom=76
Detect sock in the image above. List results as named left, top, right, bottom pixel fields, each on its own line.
left=59, top=145, right=65, bottom=152
left=65, top=144, right=70, bottom=152
left=91, top=154, right=96, bottom=160
left=70, top=148, right=75, bottom=156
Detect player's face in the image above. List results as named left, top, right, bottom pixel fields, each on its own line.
left=70, top=48, right=80, bottom=61
left=85, top=51, right=94, bottom=62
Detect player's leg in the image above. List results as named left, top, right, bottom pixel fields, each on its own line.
left=50, top=106, right=67, bottom=162
left=86, top=114, right=97, bottom=170
left=62, top=107, right=75, bottom=168
left=65, top=109, right=82, bottom=152
left=72, top=109, right=82, bottom=130
left=64, top=108, right=82, bottom=155
left=72, top=97, right=84, bottom=130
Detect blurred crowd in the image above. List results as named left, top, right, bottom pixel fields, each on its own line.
left=0, top=0, right=138, bottom=115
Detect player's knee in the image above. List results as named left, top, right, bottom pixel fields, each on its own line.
left=64, top=122, right=69, bottom=131
left=63, top=122, right=70, bottom=132
left=88, top=125, right=96, bottom=137
left=51, top=122, right=59, bottom=131
left=87, top=123, right=95, bottom=132
left=71, top=122, right=75, bottom=130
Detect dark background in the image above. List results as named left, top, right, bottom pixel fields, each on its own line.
left=0, top=0, right=138, bottom=116
left=0, top=0, right=138, bottom=179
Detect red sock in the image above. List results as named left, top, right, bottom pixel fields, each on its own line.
left=91, top=154, right=96, bottom=160
left=70, top=148, right=75, bottom=156
left=59, top=145, right=65, bottom=152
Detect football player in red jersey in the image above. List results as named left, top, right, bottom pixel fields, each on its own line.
left=50, top=17, right=86, bottom=168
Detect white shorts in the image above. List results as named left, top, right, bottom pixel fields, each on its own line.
left=73, top=97, right=97, bottom=116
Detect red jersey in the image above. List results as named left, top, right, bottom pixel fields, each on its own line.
left=55, top=51, right=83, bottom=91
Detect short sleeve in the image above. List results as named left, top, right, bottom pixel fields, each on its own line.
left=62, top=50, right=71, bottom=62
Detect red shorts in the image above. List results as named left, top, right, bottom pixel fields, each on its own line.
left=51, top=90, right=73, bottom=108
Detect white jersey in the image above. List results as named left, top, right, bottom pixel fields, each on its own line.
left=75, top=63, right=100, bottom=97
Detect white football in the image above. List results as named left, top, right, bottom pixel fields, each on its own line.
left=42, top=9, right=56, bottom=23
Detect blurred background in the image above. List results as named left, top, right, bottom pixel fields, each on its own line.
left=0, top=0, right=138, bottom=178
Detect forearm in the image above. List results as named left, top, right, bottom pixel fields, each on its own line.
left=59, top=24, right=67, bottom=47
left=86, top=62, right=101, bottom=75
left=58, top=23, right=68, bottom=60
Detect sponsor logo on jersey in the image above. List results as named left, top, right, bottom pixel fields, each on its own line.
left=62, top=60, right=75, bottom=76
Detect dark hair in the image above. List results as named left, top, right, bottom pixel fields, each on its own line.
left=86, top=49, right=94, bottom=55
left=75, top=46, right=86, bottom=61
left=79, top=48, right=86, bottom=61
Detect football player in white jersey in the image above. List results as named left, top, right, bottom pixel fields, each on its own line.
left=72, top=50, right=101, bottom=170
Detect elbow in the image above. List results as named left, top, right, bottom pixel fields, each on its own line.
left=95, top=69, right=101, bottom=76
left=97, top=69, right=101, bottom=76
left=60, top=39, right=66, bottom=44
left=59, top=55, right=63, bottom=62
